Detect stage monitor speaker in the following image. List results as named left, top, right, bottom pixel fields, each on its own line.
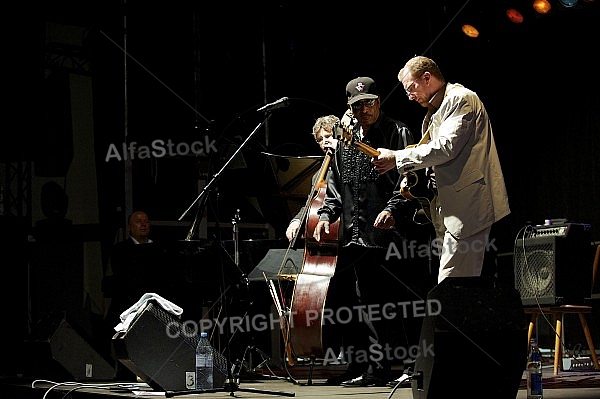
left=513, top=231, right=591, bottom=306
left=112, top=300, right=228, bottom=392
left=25, top=316, right=116, bottom=381
left=412, top=277, right=527, bottom=399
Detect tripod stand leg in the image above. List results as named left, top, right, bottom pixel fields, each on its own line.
left=166, top=380, right=296, bottom=398
left=307, top=356, right=315, bottom=386
left=236, top=387, right=296, bottom=397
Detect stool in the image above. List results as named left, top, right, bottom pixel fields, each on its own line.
left=525, top=305, right=599, bottom=375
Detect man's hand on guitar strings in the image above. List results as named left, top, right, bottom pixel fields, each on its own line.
left=371, top=148, right=397, bottom=174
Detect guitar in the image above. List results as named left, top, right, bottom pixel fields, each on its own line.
left=338, top=116, right=434, bottom=224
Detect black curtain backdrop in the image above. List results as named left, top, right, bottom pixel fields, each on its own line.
left=0, top=0, right=596, bottom=377
left=18, top=0, right=595, bottom=258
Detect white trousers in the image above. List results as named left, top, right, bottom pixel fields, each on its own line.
left=437, top=226, right=491, bottom=283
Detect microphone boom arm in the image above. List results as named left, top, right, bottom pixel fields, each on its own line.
left=178, top=113, right=273, bottom=223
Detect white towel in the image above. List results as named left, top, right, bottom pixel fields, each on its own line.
left=114, top=292, right=183, bottom=332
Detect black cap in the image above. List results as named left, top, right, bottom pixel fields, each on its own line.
left=346, top=77, right=379, bottom=105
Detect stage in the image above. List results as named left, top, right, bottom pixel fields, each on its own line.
left=2, top=368, right=600, bottom=399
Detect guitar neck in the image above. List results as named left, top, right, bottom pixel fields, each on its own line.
left=354, top=141, right=381, bottom=157
left=339, top=117, right=381, bottom=157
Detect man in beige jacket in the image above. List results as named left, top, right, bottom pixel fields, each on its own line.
left=372, top=56, right=510, bottom=283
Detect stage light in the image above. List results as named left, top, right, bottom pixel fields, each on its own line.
left=559, top=0, right=579, bottom=7
left=533, top=0, right=552, bottom=14
left=462, top=24, right=479, bottom=38
left=506, top=8, right=524, bottom=23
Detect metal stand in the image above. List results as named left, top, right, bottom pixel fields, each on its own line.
left=172, top=110, right=294, bottom=398
left=178, top=113, right=272, bottom=224
left=165, top=381, right=295, bottom=397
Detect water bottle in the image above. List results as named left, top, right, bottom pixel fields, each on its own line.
left=527, top=338, right=543, bottom=399
left=195, top=331, right=214, bottom=390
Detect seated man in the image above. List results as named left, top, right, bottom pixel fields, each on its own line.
left=103, top=211, right=169, bottom=331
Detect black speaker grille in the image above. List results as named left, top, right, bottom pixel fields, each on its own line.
left=514, top=233, right=591, bottom=306
left=514, top=237, right=557, bottom=306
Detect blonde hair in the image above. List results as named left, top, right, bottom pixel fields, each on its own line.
left=312, top=115, right=340, bottom=139
left=398, top=56, right=445, bottom=83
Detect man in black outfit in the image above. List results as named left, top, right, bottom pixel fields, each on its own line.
left=103, top=211, right=169, bottom=333
left=314, top=77, right=434, bottom=387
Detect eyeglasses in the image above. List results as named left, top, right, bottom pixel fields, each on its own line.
left=404, top=81, right=417, bottom=97
left=404, top=73, right=427, bottom=97
left=350, top=98, right=377, bottom=111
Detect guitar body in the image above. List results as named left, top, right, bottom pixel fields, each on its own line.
left=401, top=169, right=435, bottom=224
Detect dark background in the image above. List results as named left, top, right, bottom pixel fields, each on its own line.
left=2, top=0, right=600, bottom=377
left=28, top=0, right=599, bottom=246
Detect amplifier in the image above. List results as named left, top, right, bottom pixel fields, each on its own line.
left=563, top=356, right=596, bottom=372
left=514, top=224, right=592, bottom=306
left=529, top=222, right=590, bottom=238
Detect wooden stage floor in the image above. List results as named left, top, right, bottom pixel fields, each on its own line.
left=2, top=368, right=600, bottom=399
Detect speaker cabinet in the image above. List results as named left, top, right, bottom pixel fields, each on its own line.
left=25, top=316, right=116, bottom=381
left=112, top=301, right=228, bottom=391
left=412, top=277, right=527, bottom=399
left=514, top=235, right=591, bottom=306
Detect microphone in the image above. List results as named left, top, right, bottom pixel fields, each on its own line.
left=257, top=97, right=289, bottom=112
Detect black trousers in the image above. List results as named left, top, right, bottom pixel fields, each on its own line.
left=322, top=243, right=430, bottom=378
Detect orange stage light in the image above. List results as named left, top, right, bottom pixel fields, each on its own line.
left=462, top=24, right=480, bottom=38
left=506, top=8, right=525, bottom=23
left=533, top=0, right=552, bottom=14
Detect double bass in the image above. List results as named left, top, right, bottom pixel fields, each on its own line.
left=272, top=146, right=339, bottom=367
left=288, top=149, right=339, bottom=360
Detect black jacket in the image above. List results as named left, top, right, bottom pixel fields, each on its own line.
left=318, top=112, right=416, bottom=248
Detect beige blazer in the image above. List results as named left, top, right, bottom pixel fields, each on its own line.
left=395, top=83, right=510, bottom=239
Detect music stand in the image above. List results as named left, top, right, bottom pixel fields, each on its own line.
left=248, top=248, right=303, bottom=282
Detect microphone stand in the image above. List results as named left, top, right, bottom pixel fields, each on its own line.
left=179, top=113, right=271, bottom=224
left=172, top=110, right=295, bottom=398
left=232, top=209, right=240, bottom=267
left=231, top=209, right=250, bottom=286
